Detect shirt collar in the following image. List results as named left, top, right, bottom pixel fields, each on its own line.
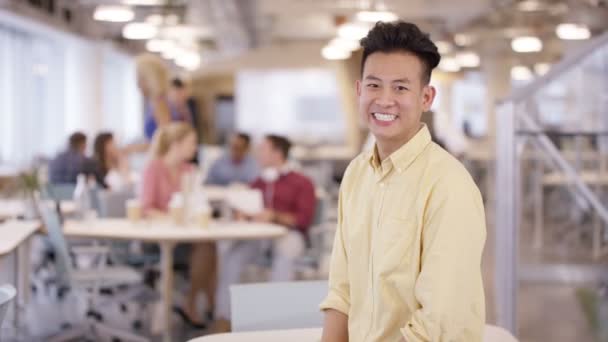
left=368, top=124, right=432, bottom=173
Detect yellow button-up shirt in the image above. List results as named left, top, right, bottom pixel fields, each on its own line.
left=320, top=125, right=486, bottom=341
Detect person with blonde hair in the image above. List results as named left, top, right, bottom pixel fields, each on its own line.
left=140, top=122, right=216, bottom=329
left=135, top=53, right=171, bottom=141
left=142, top=122, right=195, bottom=214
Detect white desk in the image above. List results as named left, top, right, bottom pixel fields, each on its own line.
left=190, top=328, right=321, bottom=342
left=63, top=218, right=287, bottom=342
left=0, top=200, right=75, bottom=221
left=0, top=220, right=40, bottom=337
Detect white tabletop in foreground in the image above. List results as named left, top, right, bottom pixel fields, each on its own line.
left=63, top=218, right=287, bottom=242
left=0, top=220, right=40, bottom=256
left=189, top=325, right=517, bottom=342
left=189, top=328, right=321, bottom=342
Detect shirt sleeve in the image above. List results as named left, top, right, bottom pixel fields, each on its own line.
left=319, top=187, right=350, bottom=316
left=205, top=159, right=223, bottom=185
left=140, top=162, right=160, bottom=214
left=401, top=174, right=486, bottom=342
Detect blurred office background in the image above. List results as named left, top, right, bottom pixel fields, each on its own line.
left=0, top=0, right=607, bottom=341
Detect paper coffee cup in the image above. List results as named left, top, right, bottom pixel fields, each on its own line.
left=126, top=199, right=142, bottom=221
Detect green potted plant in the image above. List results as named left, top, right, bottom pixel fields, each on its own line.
left=17, top=167, right=43, bottom=219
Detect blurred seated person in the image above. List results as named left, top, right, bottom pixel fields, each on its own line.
left=140, top=122, right=216, bottom=328
left=214, top=135, right=316, bottom=328
left=205, top=133, right=259, bottom=186
left=49, top=132, right=96, bottom=184
left=93, top=132, right=132, bottom=190
left=141, top=122, right=196, bottom=216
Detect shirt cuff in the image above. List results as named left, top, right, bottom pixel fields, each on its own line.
left=319, top=296, right=349, bottom=316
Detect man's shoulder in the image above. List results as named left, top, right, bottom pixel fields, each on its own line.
left=341, top=150, right=373, bottom=181
left=426, top=143, right=472, bottom=180
left=287, top=170, right=314, bottom=187
left=424, top=143, right=480, bottom=196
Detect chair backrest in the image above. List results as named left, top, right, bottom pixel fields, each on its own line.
left=0, top=284, right=16, bottom=329
left=483, top=324, right=519, bottom=342
left=45, top=183, right=76, bottom=201
left=230, top=281, right=328, bottom=332
left=38, top=202, right=73, bottom=287
left=96, top=188, right=135, bottom=218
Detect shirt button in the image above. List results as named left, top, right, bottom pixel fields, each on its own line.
left=398, top=168, right=403, bottom=173
left=379, top=182, right=385, bottom=187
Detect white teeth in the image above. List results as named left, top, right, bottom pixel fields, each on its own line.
left=373, top=113, right=397, bottom=122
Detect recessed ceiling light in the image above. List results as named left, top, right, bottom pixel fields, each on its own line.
left=517, top=0, right=546, bottom=12
left=455, top=51, right=480, bottom=68
left=329, top=38, right=360, bottom=51
left=454, top=33, right=475, bottom=47
left=122, top=22, right=158, bottom=40
left=556, top=23, right=591, bottom=40
left=123, top=0, right=164, bottom=5
left=511, top=36, right=543, bottom=53
left=93, top=5, right=134, bottom=23
left=511, top=65, right=533, bottom=81
left=438, top=57, right=460, bottom=72
left=338, top=22, right=372, bottom=41
left=435, top=41, right=453, bottom=54
left=321, top=45, right=351, bottom=60
left=534, top=63, right=551, bottom=76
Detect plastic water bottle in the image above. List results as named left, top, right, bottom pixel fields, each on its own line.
left=73, top=174, right=91, bottom=219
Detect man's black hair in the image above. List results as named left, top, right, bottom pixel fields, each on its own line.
left=360, top=21, right=441, bottom=84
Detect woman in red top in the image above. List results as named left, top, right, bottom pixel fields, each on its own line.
left=141, top=122, right=216, bottom=328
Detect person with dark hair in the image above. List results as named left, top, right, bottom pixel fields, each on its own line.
left=92, top=132, right=131, bottom=190
left=205, top=133, right=259, bottom=186
left=320, top=21, right=486, bottom=341
left=49, top=132, right=96, bottom=184
left=213, top=134, right=316, bottom=331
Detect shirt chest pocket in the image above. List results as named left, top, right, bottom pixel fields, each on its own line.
left=376, top=216, right=418, bottom=274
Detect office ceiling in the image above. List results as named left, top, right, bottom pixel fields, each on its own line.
left=5, top=0, right=608, bottom=69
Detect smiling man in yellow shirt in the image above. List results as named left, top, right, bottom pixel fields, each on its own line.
left=320, top=21, right=486, bottom=342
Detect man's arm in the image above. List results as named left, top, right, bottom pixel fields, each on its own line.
left=321, top=309, right=348, bottom=342
left=401, top=173, right=486, bottom=341
left=319, top=187, right=351, bottom=340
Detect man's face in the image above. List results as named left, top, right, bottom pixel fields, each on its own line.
left=170, top=87, right=187, bottom=104
left=230, top=136, right=248, bottom=162
left=256, top=138, right=278, bottom=168
left=356, top=51, right=436, bottom=147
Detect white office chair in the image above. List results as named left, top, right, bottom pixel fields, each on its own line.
left=39, top=202, right=150, bottom=342
left=0, top=284, right=16, bottom=330
left=230, top=281, right=328, bottom=332
left=483, top=325, right=518, bottom=342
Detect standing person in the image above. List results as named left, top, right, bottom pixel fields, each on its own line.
left=135, top=53, right=171, bottom=142
left=205, top=133, right=259, bottom=186
left=213, top=134, right=316, bottom=331
left=320, top=21, right=486, bottom=341
left=169, top=78, right=200, bottom=164
left=48, top=132, right=96, bottom=184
